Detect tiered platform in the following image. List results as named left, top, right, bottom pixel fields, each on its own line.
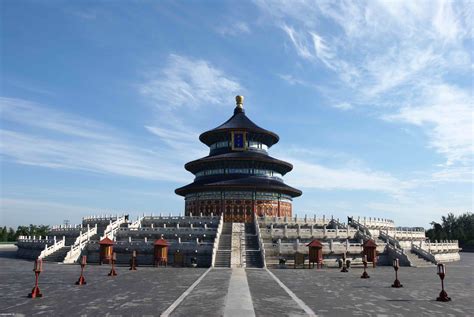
left=258, top=215, right=461, bottom=267
left=16, top=213, right=460, bottom=268
left=16, top=214, right=220, bottom=267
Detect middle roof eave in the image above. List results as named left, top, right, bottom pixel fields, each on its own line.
left=184, top=151, right=294, bottom=174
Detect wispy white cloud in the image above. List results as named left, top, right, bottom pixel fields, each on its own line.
left=332, top=102, right=352, bottom=111
left=138, top=54, right=244, bottom=164
left=1, top=54, right=244, bottom=186
left=256, top=0, right=473, bottom=182
left=285, top=157, right=408, bottom=197
left=0, top=98, right=189, bottom=182
left=216, top=21, right=251, bottom=36
left=139, top=54, right=242, bottom=109
left=0, top=97, right=111, bottom=140
left=384, top=84, right=473, bottom=167
left=0, top=198, right=95, bottom=227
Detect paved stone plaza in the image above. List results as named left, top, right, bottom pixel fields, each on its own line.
left=0, top=246, right=473, bottom=316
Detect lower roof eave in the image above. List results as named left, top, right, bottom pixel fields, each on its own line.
left=175, top=184, right=302, bottom=198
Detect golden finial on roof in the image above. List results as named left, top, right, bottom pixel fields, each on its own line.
left=235, top=95, right=244, bottom=108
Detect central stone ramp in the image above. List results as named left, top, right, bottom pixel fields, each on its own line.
left=246, top=269, right=309, bottom=316
left=224, top=268, right=255, bottom=316
left=170, top=269, right=231, bottom=317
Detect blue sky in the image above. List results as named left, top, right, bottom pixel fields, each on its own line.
left=1, top=0, right=472, bottom=228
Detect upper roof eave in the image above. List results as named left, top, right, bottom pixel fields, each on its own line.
left=199, top=111, right=279, bottom=146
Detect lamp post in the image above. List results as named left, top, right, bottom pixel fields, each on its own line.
left=361, top=255, right=370, bottom=278
left=108, top=252, right=117, bottom=276
left=391, top=258, right=402, bottom=288
left=75, top=255, right=87, bottom=285
left=28, top=259, right=43, bottom=298
left=341, top=253, right=348, bottom=273
left=436, top=263, right=451, bottom=302
left=129, top=250, right=137, bottom=271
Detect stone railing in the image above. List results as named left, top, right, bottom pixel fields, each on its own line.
left=83, top=214, right=122, bottom=222
left=128, top=215, right=144, bottom=229
left=100, top=215, right=128, bottom=240
left=385, top=243, right=411, bottom=266
left=384, top=229, right=426, bottom=240
left=211, top=215, right=224, bottom=267
left=254, top=217, right=266, bottom=267
left=411, top=244, right=437, bottom=264
left=117, top=227, right=216, bottom=235
left=63, top=224, right=98, bottom=264
left=267, top=239, right=386, bottom=255
left=348, top=218, right=373, bottom=242
left=50, top=224, right=82, bottom=231
left=141, top=215, right=219, bottom=227
left=257, top=215, right=331, bottom=227
left=260, top=227, right=358, bottom=240
left=38, top=236, right=66, bottom=259
left=415, top=240, right=460, bottom=253
left=350, top=216, right=395, bottom=229
left=379, top=231, right=402, bottom=249
left=18, top=236, right=53, bottom=242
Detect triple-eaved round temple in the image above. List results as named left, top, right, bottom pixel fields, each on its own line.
left=175, top=96, right=302, bottom=223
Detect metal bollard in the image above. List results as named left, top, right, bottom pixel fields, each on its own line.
left=28, top=259, right=43, bottom=298
left=391, top=259, right=403, bottom=288
left=361, top=255, right=370, bottom=279
left=108, top=252, right=117, bottom=276
left=340, top=254, right=348, bottom=273
left=76, top=255, right=87, bottom=285
left=436, top=263, right=451, bottom=302
left=129, top=250, right=137, bottom=271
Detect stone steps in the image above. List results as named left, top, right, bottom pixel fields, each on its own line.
left=244, top=222, right=263, bottom=268
left=43, top=246, right=70, bottom=262
left=407, top=250, right=435, bottom=267
left=215, top=222, right=233, bottom=267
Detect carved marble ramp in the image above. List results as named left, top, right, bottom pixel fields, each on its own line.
left=164, top=267, right=316, bottom=317
left=246, top=268, right=315, bottom=317
left=168, top=269, right=231, bottom=317
left=224, top=268, right=255, bottom=316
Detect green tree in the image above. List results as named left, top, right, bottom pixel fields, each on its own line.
left=427, top=212, right=474, bottom=247
left=0, top=226, right=7, bottom=242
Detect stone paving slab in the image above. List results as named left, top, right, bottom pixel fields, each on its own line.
left=171, top=268, right=231, bottom=317
left=271, top=253, right=474, bottom=317
left=0, top=251, right=206, bottom=316
left=1, top=248, right=473, bottom=317
left=246, top=269, right=307, bottom=317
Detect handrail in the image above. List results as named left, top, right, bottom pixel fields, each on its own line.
left=100, top=215, right=127, bottom=240
left=211, top=214, right=224, bottom=267
left=38, top=236, right=65, bottom=259
left=254, top=217, right=266, bottom=267
left=411, top=244, right=437, bottom=264
left=128, top=215, right=144, bottom=229
left=349, top=218, right=372, bottom=241
left=379, top=231, right=402, bottom=249
left=63, top=224, right=98, bottom=264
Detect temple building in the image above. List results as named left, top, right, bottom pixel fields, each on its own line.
left=15, top=96, right=460, bottom=268
left=175, top=96, right=302, bottom=223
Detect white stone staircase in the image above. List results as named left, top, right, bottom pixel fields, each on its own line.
left=406, top=249, right=435, bottom=267
left=100, top=215, right=128, bottom=240
left=38, top=236, right=66, bottom=260
left=63, top=224, right=98, bottom=264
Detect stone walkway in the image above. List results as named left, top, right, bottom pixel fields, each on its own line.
left=224, top=268, right=255, bottom=316
left=1, top=246, right=473, bottom=316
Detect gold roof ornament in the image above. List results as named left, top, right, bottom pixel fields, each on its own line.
left=235, top=95, right=244, bottom=109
